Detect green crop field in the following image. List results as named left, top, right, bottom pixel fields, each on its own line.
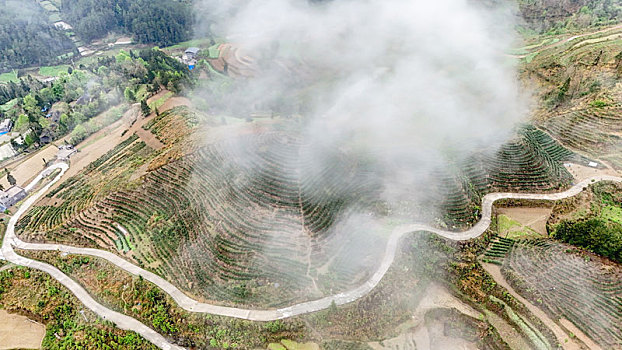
left=0, top=70, right=18, bottom=83
left=39, top=64, right=70, bottom=77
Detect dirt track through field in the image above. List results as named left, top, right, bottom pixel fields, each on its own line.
left=481, top=263, right=586, bottom=350
left=2, top=161, right=621, bottom=349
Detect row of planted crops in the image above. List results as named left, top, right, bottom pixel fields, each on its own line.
left=502, top=239, right=622, bottom=348
left=540, top=106, right=622, bottom=167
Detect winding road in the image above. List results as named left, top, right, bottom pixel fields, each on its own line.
left=2, top=162, right=621, bottom=349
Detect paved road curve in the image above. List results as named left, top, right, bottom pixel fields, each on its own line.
left=2, top=163, right=621, bottom=349
left=1, top=163, right=184, bottom=350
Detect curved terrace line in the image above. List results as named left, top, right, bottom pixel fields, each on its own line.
left=2, top=162, right=620, bottom=349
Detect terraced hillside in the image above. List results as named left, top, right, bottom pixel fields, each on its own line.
left=502, top=239, right=622, bottom=348
left=541, top=106, right=622, bottom=167
left=15, top=103, right=580, bottom=306
left=18, top=123, right=385, bottom=306
left=436, top=125, right=575, bottom=228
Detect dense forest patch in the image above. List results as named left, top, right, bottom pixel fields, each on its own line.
left=61, top=0, right=192, bottom=46
left=0, top=0, right=77, bottom=72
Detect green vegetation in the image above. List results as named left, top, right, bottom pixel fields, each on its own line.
left=38, top=65, right=71, bottom=77
left=0, top=0, right=76, bottom=72
left=496, top=215, right=540, bottom=240
left=553, top=218, right=622, bottom=262
left=61, top=0, right=192, bottom=46
left=517, top=0, right=622, bottom=34
left=0, top=266, right=156, bottom=349
left=0, top=70, right=18, bottom=83
left=497, top=215, right=521, bottom=232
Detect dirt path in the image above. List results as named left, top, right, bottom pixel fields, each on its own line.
left=481, top=262, right=587, bottom=350
left=0, top=309, right=46, bottom=350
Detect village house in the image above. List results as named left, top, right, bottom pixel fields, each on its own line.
left=184, top=47, right=200, bottom=60
left=0, top=118, right=13, bottom=135
left=0, top=186, right=26, bottom=212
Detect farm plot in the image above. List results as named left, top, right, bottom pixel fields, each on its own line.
left=502, top=239, right=622, bottom=349
left=540, top=107, right=622, bottom=168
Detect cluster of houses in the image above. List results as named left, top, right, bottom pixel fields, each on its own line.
left=0, top=144, right=76, bottom=212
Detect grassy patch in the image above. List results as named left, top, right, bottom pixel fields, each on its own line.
left=0, top=99, right=18, bottom=112
left=505, top=227, right=540, bottom=240
left=148, top=91, right=173, bottom=111
left=134, top=84, right=149, bottom=102
left=497, top=214, right=521, bottom=232
left=601, top=205, right=622, bottom=225
left=0, top=70, right=18, bottom=84
left=524, top=52, right=539, bottom=63
left=497, top=214, right=540, bottom=239
left=48, top=13, right=61, bottom=23
left=39, top=64, right=70, bottom=77
left=207, top=44, right=221, bottom=59
left=40, top=1, right=59, bottom=12
left=280, top=339, right=320, bottom=349
left=164, top=38, right=213, bottom=51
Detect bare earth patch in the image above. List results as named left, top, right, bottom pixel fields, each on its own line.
left=497, top=207, right=552, bottom=235
left=0, top=309, right=45, bottom=350
left=368, top=284, right=481, bottom=350
left=0, top=145, right=58, bottom=189
left=565, top=163, right=619, bottom=182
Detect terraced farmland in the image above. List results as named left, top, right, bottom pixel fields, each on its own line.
left=437, top=125, right=574, bottom=228
left=503, top=239, right=622, bottom=348
left=540, top=106, right=622, bottom=167
left=15, top=105, right=579, bottom=306
left=19, top=128, right=384, bottom=306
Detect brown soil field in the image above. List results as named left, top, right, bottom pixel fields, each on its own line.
left=565, top=163, right=620, bottom=182
left=497, top=207, right=552, bottom=235
left=0, top=145, right=58, bottom=190
left=0, top=309, right=46, bottom=350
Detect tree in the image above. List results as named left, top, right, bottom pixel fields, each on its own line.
left=23, top=94, right=40, bottom=118
left=140, top=99, right=151, bottom=117
left=124, top=87, right=136, bottom=102
left=5, top=169, right=16, bottom=186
